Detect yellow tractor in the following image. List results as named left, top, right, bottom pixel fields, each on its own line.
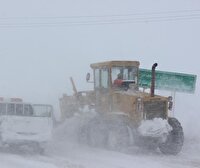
left=60, top=61, right=184, bottom=155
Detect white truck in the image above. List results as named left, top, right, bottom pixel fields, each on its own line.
left=0, top=97, right=53, bottom=153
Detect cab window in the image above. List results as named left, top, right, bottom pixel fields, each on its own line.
left=94, top=68, right=109, bottom=89
left=112, top=66, right=138, bottom=84
left=0, top=103, right=6, bottom=115
left=101, top=68, right=109, bottom=88
left=94, top=69, right=100, bottom=88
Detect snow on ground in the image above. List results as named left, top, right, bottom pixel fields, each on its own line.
left=0, top=153, right=57, bottom=168
left=1, top=114, right=200, bottom=168
left=44, top=115, right=200, bottom=168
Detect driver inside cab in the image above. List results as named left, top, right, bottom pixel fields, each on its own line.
left=113, top=73, right=123, bottom=87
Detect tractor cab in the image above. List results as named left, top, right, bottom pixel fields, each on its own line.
left=90, top=61, right=140, bottom=92
left=89, top=61, right=140, bottom=112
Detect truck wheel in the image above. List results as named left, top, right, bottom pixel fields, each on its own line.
left=159, top=117, right=184, bottom=155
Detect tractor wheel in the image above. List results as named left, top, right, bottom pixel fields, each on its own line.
left=106, top=124, right=133, bottom=151
left=106, top=116, right=134, bottom=151
left=87, top=117, right=108, bottom=148
left=78, top=124, right=89, bottom=145
left=159, top=117, right=184, bottom=155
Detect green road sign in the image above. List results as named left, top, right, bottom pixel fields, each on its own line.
left=139, top=69, right=197, bottom=93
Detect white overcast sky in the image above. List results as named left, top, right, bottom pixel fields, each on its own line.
left=0, top=0, right=199, bottom=117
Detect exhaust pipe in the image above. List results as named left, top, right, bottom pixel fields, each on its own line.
left=151, top=63, right=158, bottom=97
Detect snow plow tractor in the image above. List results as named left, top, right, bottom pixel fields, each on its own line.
left=60, top=61, right=184, bottom=155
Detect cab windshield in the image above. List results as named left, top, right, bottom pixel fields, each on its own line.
left=112, top=66, right=138, bottom=84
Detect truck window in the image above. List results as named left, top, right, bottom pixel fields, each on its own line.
left=16, top=104, right=23, bottom=115
left=24, top=104, right=33, bottom=116
left=7, top=103, right=15, bottom=115
left=0, top=103, right=6, bottom=115
left=33, top=104, right=52, bottom=117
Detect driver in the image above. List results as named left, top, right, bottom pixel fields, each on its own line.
left=113, top=73, right=123, bottom=87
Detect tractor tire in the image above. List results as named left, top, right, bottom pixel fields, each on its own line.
left=85, top=115, right=135, bottom=151
left=106, top=116, right=134, bottom=151
left=87, top=117, right=108, bottom=148
left=159, top=117, right=184, bottom=155
left=78, top=124, right=89, bottom=145
left=106, top=124, right=132, bottom=151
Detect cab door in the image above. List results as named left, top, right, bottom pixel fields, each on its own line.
left=94, top=68, right=112, bottom=113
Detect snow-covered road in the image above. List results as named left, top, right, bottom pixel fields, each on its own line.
left=1, top=138, right=200, bottom=168
left=1, top=116, right=200, bottom=168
